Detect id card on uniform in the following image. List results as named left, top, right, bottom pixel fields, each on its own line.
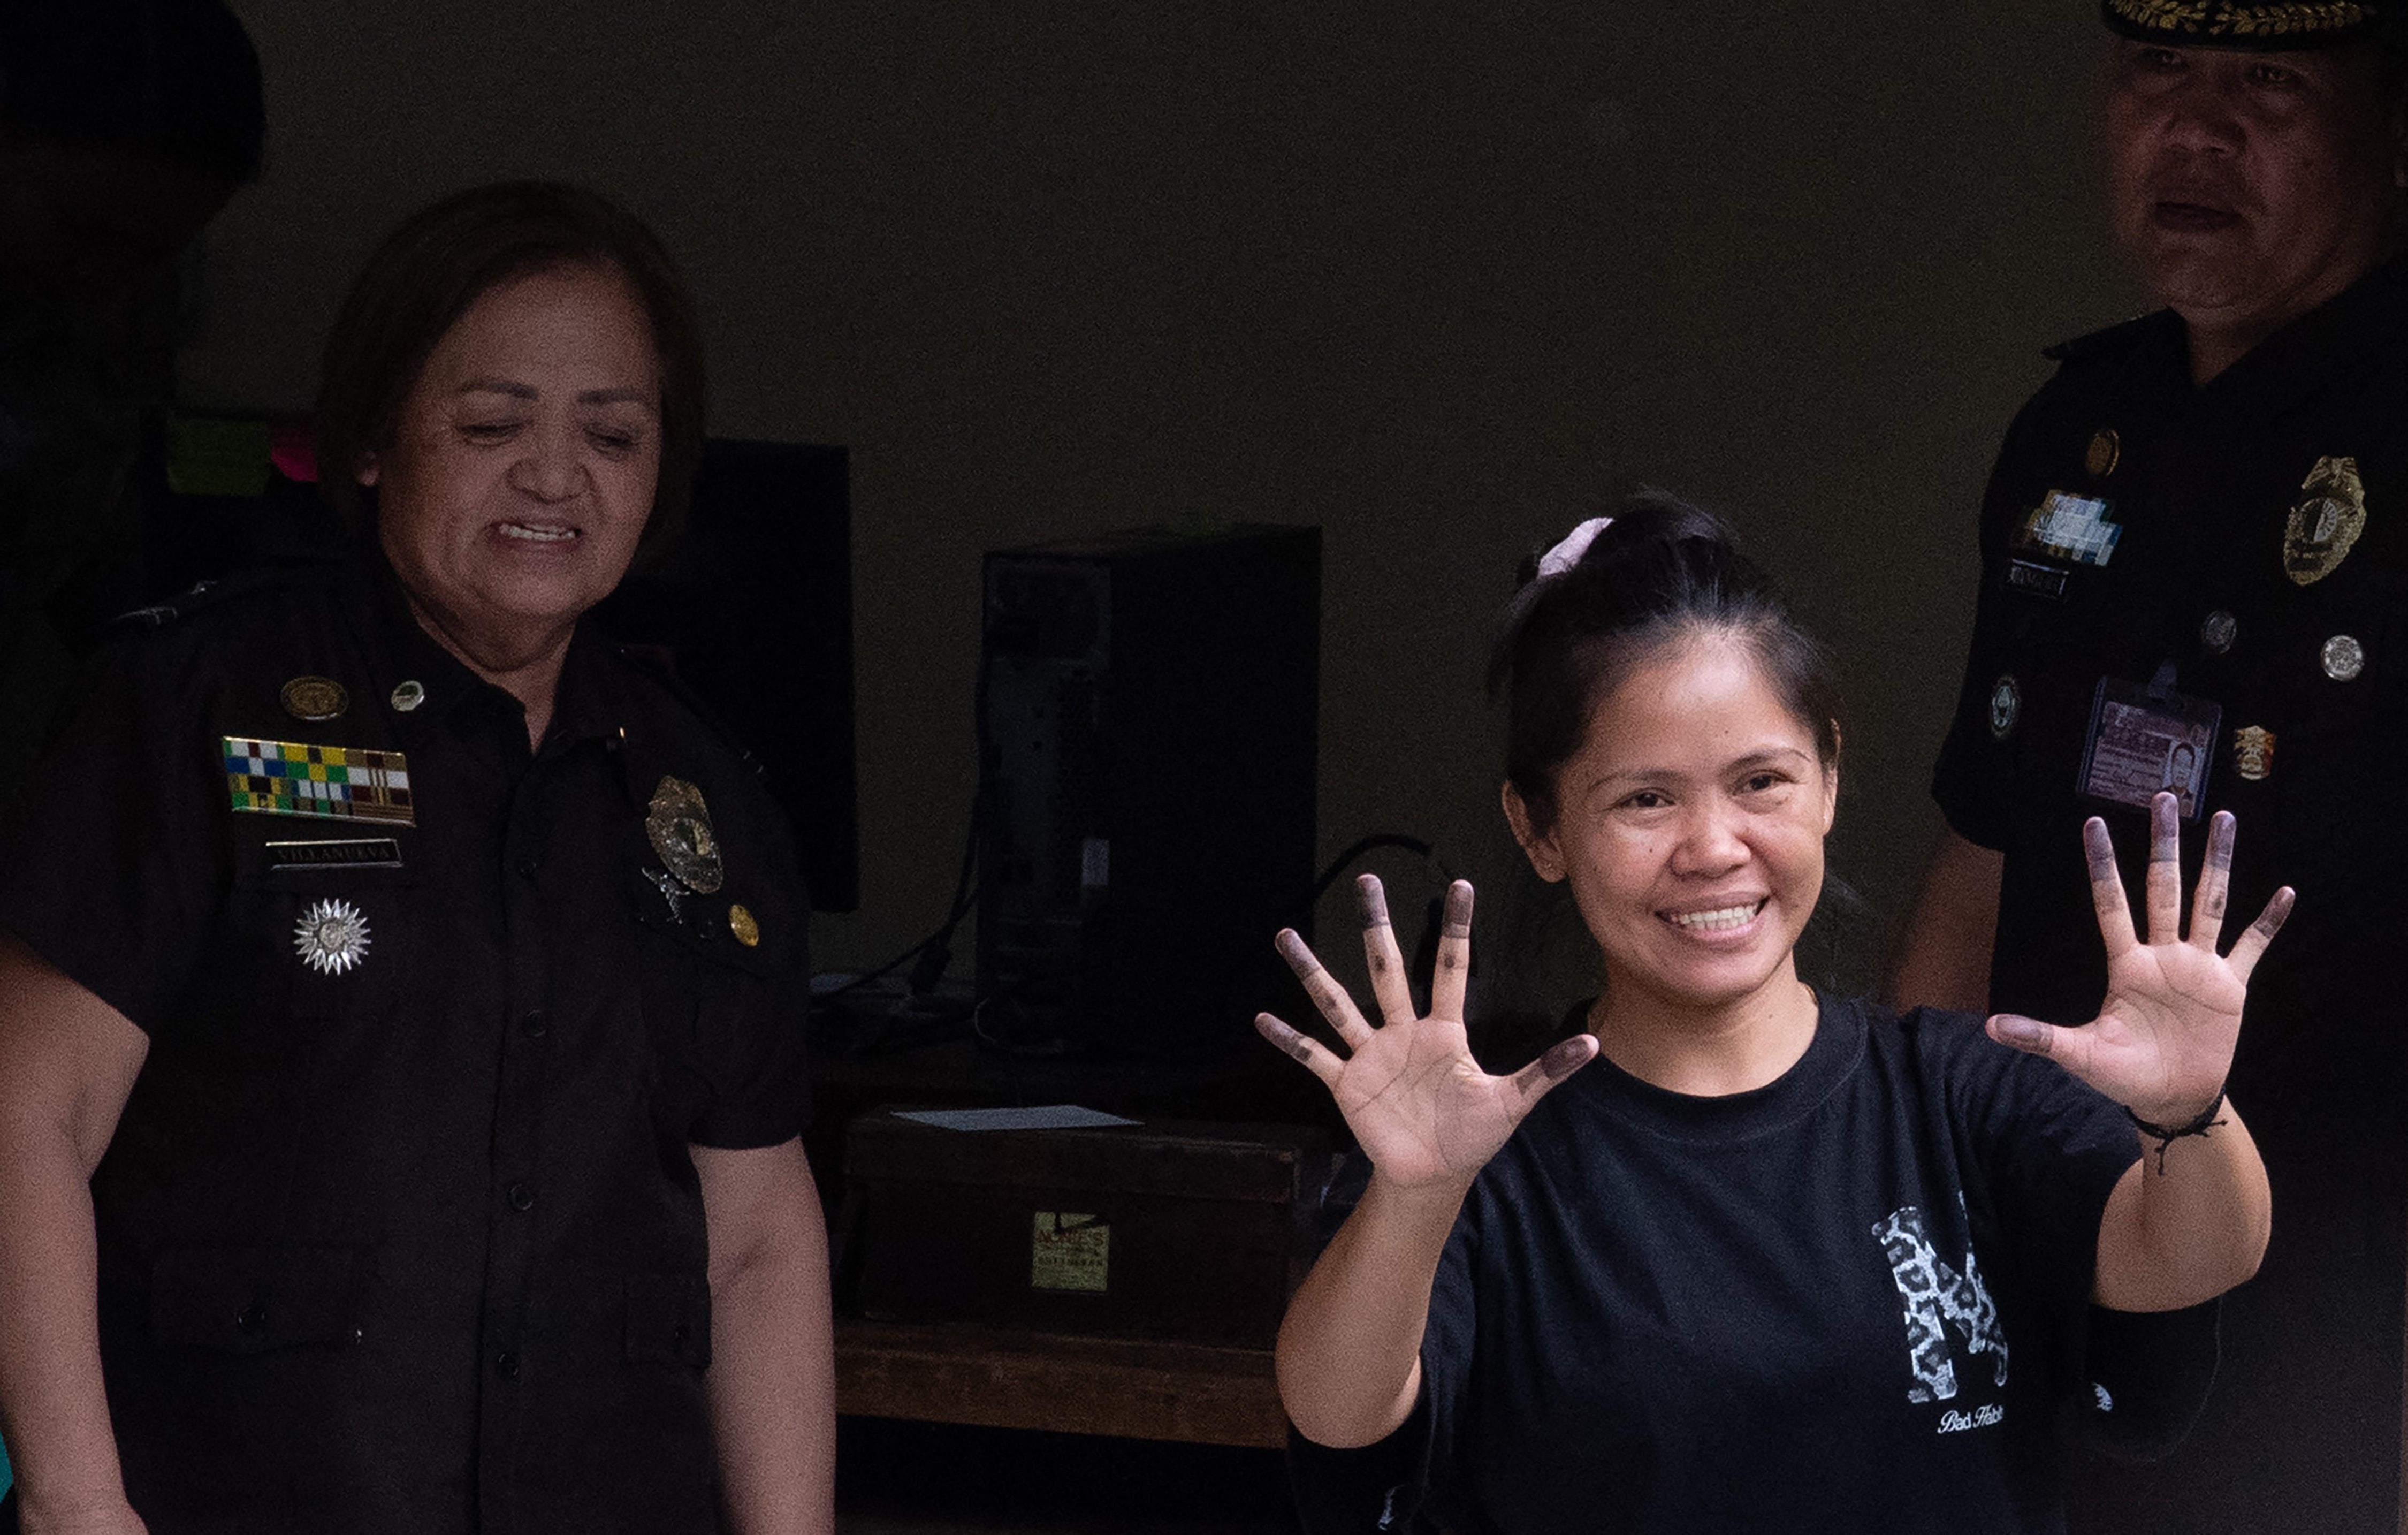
left=2077, top=676, right=2220, bottom=821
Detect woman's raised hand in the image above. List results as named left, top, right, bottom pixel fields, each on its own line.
left=1986, top=793, right=2292, bottom=1125
left=1256, top=876, right=1598, bottom=1190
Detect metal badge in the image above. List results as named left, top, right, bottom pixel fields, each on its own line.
left=1988, top=675, right=2021, bottom=740
left=2199, top=610, right=2237, bottom=655
left=2321, top=634, right=2366, bottom=681
left=293, top=898, right=371, bottom=975
left=390, top=679, right=426, bottom=712
left=2232, top=726, right=2276, bottom=782
left=280, top=676, right=348, bottom=723
left=728, top=903, right=760, bottom=947
left=2283, top=455, right=2367, bottom=587
left=646, top=776, right=724, bottom=894
left=2085, top=428, right=2121, bottom=478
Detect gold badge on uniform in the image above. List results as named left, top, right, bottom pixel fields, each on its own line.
left=2232, top=726, right=2276, bottom=783
left=646, top=776, right=725, bottom=894
left=2085, top=428, right=2121, bottom=478
left=2283, top=455, right=2366, bottom=586
left=281, top=676, right=348, bottom=723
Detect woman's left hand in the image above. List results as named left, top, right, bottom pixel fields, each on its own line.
left=1986, top=792, right=2292, bottom=1124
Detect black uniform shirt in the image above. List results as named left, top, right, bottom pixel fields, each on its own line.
left=1932, top=253, right=2408, bottom=1161
left=1931, top=259, right=2408, bottom=1533
left=0, top=553, right=811, bottom=1534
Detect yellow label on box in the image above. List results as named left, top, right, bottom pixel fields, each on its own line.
left=1030, top=1211, right=1109, bottom=1293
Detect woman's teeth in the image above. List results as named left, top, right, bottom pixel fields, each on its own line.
left=1668, top=902, right=1763, bottom=932
left=499, top=522, right=577, bottom=543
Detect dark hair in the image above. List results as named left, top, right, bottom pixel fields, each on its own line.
left=0, top=0, right=264, bottom=184
left=314, top=181, right=708, bottom=561
left=1488, top=491, right=1841, bottom=835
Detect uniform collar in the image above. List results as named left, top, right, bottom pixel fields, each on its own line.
left=337, top=543, right=630, bottom=753
left=2191, top=252, right=2408, bottom=421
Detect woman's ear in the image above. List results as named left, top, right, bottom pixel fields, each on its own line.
left=1502, top=780, right=1567, bottom=883
left=1819, top=721, right=1842, bottom=833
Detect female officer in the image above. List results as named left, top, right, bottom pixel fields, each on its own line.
left=0, top=183, right=832, bottom=1534
left=1260, top=498, right=2287, bottom=1533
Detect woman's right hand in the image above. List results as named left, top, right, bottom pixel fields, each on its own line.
left=1256, top=876, right=1598, bottom=1190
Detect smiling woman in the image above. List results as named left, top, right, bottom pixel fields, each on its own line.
left=0, top=183, right=833, bottom=1535
left=1257, top=496, right=2293, bottom=1534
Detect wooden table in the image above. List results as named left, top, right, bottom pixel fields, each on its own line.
left=835, top=1316, right=1287, bottom=1449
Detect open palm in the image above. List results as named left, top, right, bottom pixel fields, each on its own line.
left=1256, top=876, right=1596, bottom=1190
left=1987, top=794, right=2291, bottom=1126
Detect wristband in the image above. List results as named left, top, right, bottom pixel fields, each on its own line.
left=2126, top=1090, right=2227, bottom=1174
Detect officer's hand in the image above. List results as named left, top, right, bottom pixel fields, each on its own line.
left=1985, top=793, right=2291, bottom=1125
left=1255, top=876, right=1597, bottom=1190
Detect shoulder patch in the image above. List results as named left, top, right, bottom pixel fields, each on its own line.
left=108, top=558, right=341, bottom=632
left=612, top=643, right=766, bottom=778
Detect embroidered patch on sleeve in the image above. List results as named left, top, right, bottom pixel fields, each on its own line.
left=222, top=737, right=415, bottom=826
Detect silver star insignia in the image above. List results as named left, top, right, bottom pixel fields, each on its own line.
left=293, top=898, right=371, bottom=976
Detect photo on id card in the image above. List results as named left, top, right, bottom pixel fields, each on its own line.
left=2077, top=676, right=2220, bottom=820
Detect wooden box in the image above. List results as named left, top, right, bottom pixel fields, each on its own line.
left=840, top=1111, right=1333, bottom=1349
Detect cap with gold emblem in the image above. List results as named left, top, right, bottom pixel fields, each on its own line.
left=2102, top=0, right=2387, bottom=47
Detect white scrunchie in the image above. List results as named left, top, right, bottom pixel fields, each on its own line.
left=1535, top=516, right=1614, bottom=579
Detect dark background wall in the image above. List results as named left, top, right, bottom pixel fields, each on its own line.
left=185, top=1, right=2143, bottom=984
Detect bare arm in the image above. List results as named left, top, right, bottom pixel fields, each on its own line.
left=2092, top=1108, right=2269, bottom=1311
left=1275, top=1172, right=1468, bottom=1447
left=0, top=939, right=150, bottom=1535
left=1259, top=878, right=1595, bottom=1448
left=693, top=1138, right=835, bottom=1535
left=1889, top=830, right=2003, bottom=1013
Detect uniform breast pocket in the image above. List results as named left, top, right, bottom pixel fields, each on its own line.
left=2253, top=569, right=2408, bottom=900
left=629, top=871, right=799, bottom=1100
left=188, top=845, right=428, bottom=1058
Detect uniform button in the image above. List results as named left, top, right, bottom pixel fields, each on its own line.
left=494, top=1350, right=521, bottom=1379
left=515, top=856, right=539, bottom=879
left=235, top=1304, right=268, bottom=1334
left=519, top=1008, right=548, bottom=1039
left=507, top=1181, right=536, bottom=1212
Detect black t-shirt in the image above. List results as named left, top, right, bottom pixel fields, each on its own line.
left=0, top=554, right=811, bottom=1534
left=1415, top=997, right=2135, bottom=1535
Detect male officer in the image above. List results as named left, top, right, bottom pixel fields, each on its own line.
left=1896, top=3, right=2408, bottom=1529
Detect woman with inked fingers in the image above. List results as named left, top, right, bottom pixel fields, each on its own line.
left=1258, top=497, right=2290, bottom=1535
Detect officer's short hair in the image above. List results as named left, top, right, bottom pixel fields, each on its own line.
left=315, top=181, right=710, bottom=563
left=0, top=0, right=264, bottom=185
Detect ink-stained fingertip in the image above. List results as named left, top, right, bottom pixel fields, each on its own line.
left=1987, top=1014, right=2051, bottom=1053
left=1541, top=1032, right=1600, bottom=1080
left=1275, top=928, right=1316, bottom=972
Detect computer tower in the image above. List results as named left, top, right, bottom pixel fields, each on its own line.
left=977, top=524, right=1320, bottom=1059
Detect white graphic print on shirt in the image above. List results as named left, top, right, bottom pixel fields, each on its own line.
left=1872, top=1203, right=2009, bottom=1405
